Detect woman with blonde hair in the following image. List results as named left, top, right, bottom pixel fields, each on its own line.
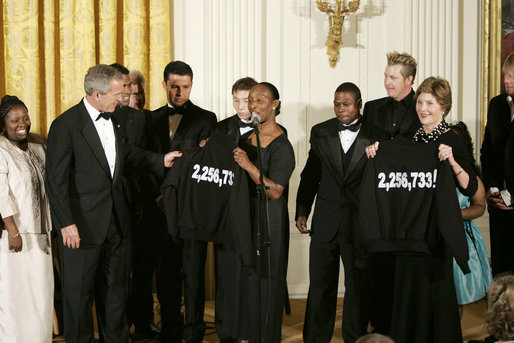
left=485, top=274, right=514, bottom=342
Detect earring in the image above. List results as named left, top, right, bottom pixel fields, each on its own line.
left=272, top=107, right=275, bottom=110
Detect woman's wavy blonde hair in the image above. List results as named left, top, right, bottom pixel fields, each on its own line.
left=485, top=273, right=514, bottom=340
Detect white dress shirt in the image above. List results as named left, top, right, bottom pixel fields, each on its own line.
left=338, top=118, right=360, bottom=153
left=83, top=97, right=116, bottom=177
left=240, top=119, right=254, bottom=136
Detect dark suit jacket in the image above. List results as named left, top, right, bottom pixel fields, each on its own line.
left=112, top=105, right=147, bottom=219
left=113, top=105, right=146, bottom=148
left=295, top=117, right=388, bottom=242
left=481, top=93, right=514, bottom=191
left=147, top=100, right=217, bottom=153
left=363, top=90, right=420, bottom=139
left=46, top=100, right=164, bottom=244
left=142, top=100, right=217, bottom=213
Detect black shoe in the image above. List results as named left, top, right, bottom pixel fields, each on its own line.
left=134, top=323, right=161, bottom=340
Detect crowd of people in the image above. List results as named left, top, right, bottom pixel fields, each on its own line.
left=0, top=51, right=513, bottom=343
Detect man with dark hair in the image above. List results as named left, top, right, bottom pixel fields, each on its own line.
left=110, top=63, right=131, bottom=107
left=296, top=82, right=387, bottom=343
left=363, top=51, right=420, bottom=139
left=45, top=64, right=180, bottom=343
left=143, top=60, right=217, bottom=343
left=216, top=77, right=257, bottom=138
left=107, top=63, right=159, bottom=339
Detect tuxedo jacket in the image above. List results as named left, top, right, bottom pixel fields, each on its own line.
left=141, top=100, right=217, bottom=211
left=113, top=105, right=146, bottom=148
left=295, top=118, right=388, bottom=242
left=363, top=91, right=420, bottom=139
left=147, top=100, right=217, bottom=154
left=46, top=100, right=164, bottom=244
left=481, top=93, right=514, bottom=191
left=112, top=105, right=147, bottom=217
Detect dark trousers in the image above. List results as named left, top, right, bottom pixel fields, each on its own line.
left=59, top=219, right=130, bottom=343
left=182, top=239, right=209, bottom=342
left=128, top=219, right=161, bottom=331
left=489, top=207, right=514, bottom=276
left=129, top=211, right=183, bottom=342
left=303, top=228, right=370, bottom=343
left=157, top=236, right=184, bottom=343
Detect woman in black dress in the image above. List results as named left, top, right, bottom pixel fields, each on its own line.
left=233, top=82, right=295, bottom=343
left=366, top=76, right=478, bottom=343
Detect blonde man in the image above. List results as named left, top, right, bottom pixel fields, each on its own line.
left=129, top=69, right=146, bottom=111
left=362, top=52, right=421, bottom=335
left=363, top=51, right=420, bottom=138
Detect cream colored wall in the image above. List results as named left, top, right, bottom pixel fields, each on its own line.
left=172, top=0, right=482, bottom=297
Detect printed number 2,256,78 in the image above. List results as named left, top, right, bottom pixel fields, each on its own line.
left=377, top=170, right=437, bottom=192
left=191, top=164, right=234, bottom=187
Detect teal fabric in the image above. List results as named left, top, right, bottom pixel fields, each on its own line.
left=452, top=189, right=493, bottom=305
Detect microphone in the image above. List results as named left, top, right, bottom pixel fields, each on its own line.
left=250, top=113, right=261, bottom=126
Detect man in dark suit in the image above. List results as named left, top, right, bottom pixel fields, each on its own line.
left=480, top=52, right=514, bottom=276
left=108, top=63, right=161, bottom=339
left=46, top=64, right=179, bottom=343
left=110, top=63, right=146, bottom=148
left=143, top=60, right=217, bottom=343
left=363, top=51, right=420, bottom=139
left=296, top=83, right=387, bottom=343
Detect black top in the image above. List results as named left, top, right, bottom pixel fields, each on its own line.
left=363, top=90, right=421, bottom=139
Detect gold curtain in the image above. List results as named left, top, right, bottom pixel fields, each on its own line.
left=481, top=0, right=502, bottom=137
left=0, top=0, right=173, bottom=135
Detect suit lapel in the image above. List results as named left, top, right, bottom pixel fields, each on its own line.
left=78, top=103, right=112, bottom=179
left=325, top=121, right=344, bottom=183
left=344, top=130, right=369, bottom=180
left=155, top=107, right=171, bottom=152
left=170, top=111, right=194, bottom=151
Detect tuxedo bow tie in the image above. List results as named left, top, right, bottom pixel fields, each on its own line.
left=168, top=106, right=185, bottom=116
left=338, top=120, right=361, bottom=132
left=96, top=112, right=112, bottom=121
left=239, top=120, right=254, bottom=128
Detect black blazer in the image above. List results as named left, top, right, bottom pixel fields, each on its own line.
left=46, top=100, right=164, bottom=244
left=295, top=118, right=388, bottom=242
left=113, top=105, right=146, bottom=148
left=505, top=121, right=514, bottom=197
left=363, top=91, right=420, bottom=139
left=481, top=93, right=514, bottom=191
left=147, top=100, right=217, bottom=153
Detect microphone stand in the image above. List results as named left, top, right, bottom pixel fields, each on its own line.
left=252, top=123, right=270, bottom=343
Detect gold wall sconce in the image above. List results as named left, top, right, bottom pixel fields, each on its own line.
left=316, top=0, right=360, bottom=67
